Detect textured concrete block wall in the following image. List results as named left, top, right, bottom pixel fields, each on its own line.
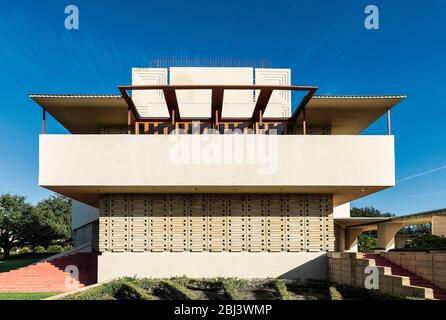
left=99, top=193, right=335, bottom=254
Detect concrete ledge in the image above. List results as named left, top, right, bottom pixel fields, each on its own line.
left=98, top=252, right=327, bottom=282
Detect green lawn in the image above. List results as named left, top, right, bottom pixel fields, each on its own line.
left=0, top=293, right=60, bottom=300
left=0, top=253, right=53, bottom=273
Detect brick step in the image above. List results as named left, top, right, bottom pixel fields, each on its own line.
left=0, top=283, right=87, bottom=288
left=2, top=268, right=98, bottom=274
left=364, top=254, right=446, bottom=300
left=0, top=274, right=96, bottom=278
left=0, top=283, right=85, bottom=287
left=0, top=272, right=96, bottom=278
left=0, top=253, right=98, bottom=293
left=0, top=277, right=97, bottom=283
left=0, top=289, right=73, bottom=293
left=0, top=267, right=96, bottom=276
left=0, top=286, right=88, bottom=292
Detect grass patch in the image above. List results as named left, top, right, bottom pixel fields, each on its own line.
left=0, top=292, right=60, bottom=300
left=0, top=253, right=54, bottom=273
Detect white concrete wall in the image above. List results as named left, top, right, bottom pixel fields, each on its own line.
left=97, top=252, right=327, bottom=282
left=40, top=135, right=395, bottom=190
left=72, top=200, right=99, bottom=230
left=333, top=203, right=351, bottom=218
left=170, top=67, right=254, bottom=118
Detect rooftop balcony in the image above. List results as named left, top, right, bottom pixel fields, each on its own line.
left=31, top=70, right=404, bottom=208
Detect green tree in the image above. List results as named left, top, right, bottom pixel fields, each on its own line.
left=0, top=194, right=33, bottom=259
left=398, top=224, right=431, bottom=235
left=358, top=233, right=377, bottom=252
left=405, top=234, right=446, bottom=250
left=350, top=206, right=394, bottom=217
left=22, top=195, right=72, bottom=248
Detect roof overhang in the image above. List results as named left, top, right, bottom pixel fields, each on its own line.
left=29, top=92, right=405, bottom=135
left=305, top=95, right=406, bottom=134
left=335, top=208, right=446, bottom=231
left=335, top=217, right=391, bottom=231
left=29, top=94, right=129, bottom=134
left=43, top=185, right=387, bottom=208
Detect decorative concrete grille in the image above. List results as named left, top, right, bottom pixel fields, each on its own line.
left=99, top=194, right=334, bottom=253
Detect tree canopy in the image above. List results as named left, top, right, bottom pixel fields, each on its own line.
left=0, top=194, right=33, bottom=259
left=350, top=206, right=394, bottom=218
left=0, top=193, right=72, bottom=259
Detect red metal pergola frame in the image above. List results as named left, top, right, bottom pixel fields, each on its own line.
left=118, top=84, right=318, bottom=133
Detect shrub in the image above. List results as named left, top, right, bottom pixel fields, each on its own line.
left=329, top=287, right=343, bottom=300
left=115, top=283, right=158, bottom=300
left=18, top=247, right=32, bottom=254
left=156, top=280, right=200, bottom=300
left=135, top=278, right=161, bottom=292
left=405, top=234, right=446, bottom=250
left=272, top=279, right=292, bottom=300
left=47, top=244, right=64, bottom=253
left=168, top=277, right=221, bottom=292
left=64, top=278, right=135, bottom=300
left=358, top=233, right=377, bottom=252
left=34, top=246, right=46, bottom=253
left=220, top=279, right=246, bottom=300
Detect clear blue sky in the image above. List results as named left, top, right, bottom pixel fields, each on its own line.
left=0, top=0, right=445, bottom=215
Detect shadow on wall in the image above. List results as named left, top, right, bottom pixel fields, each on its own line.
left=279, top=254, right=328, bottom=280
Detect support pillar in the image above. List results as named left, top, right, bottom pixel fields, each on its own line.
left=41, top=108, right=46, bottom=134
left=377, top=223, right=403, bottom=251
left=387, top=109, right=391, bottom=135
left=127, top=107, right=131, bottom=134
left=345, top=228, right=364, bottom=252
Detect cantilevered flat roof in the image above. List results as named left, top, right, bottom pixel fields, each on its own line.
left=389, top=208, right=446, bottom=225
left=29, top=92, right=405, bottom=134
left=30, top=94, right=128, bottom=133
left=335, top=208, right=446, bottom=231
left=305, top=95, right=406, bottom=134
left=335, top=217, right=391, bottom=231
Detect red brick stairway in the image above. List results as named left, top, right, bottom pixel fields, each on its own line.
left=364, top=253, right=446, bottom=300
left=0, top=253, right=98, bottom=292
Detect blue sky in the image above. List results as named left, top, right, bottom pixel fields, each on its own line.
left=0, top=0, right=445, bottom=215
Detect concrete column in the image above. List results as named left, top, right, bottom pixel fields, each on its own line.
left=377, top=223, right=404, bottom=251
left=335, top=224, right=346, bottom=252
left=345, top=228, right=363, bottom=252
left=432, top=215, right=446, bottom=237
